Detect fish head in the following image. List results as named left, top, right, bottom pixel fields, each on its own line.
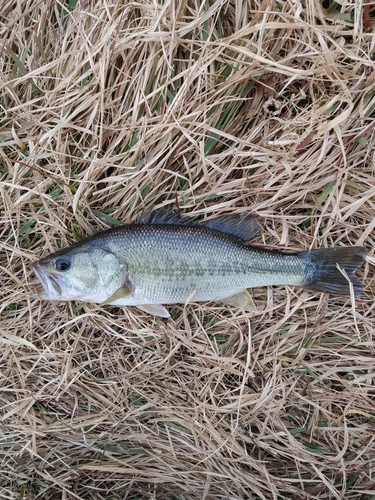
left=32, top=243, right=127, bottom=303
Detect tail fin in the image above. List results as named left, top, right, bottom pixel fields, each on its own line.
left=301, top=247, right=366, bottom=296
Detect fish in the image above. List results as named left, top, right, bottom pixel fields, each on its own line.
left=32, top=209, right=367, bottom=318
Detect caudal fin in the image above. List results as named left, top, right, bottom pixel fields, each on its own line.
left=301, top=247, right=366, bottom=296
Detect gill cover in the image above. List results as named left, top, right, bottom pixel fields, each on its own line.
left=93, top=248, right=130, bottom=300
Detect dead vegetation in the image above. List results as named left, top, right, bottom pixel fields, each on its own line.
left=0, top=0, right=374, bottom=498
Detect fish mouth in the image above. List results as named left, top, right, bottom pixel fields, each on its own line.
left=32, top=262, right=62, bottom=299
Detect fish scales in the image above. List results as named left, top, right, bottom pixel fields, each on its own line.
left=91, top=224, right=306, bottom=304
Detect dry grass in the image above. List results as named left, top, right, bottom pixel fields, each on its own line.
left=1, top=0, right=375, bottom=498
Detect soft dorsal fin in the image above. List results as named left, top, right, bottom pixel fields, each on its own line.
left=204, top=213, right=261, bottom=241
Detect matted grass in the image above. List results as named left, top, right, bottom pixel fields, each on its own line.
left=1, top=0, right=374, bottom=499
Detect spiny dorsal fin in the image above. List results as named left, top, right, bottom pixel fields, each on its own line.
left=204, top=213, right=261, bottom=241
left=137, top=208, right=184, bottom=225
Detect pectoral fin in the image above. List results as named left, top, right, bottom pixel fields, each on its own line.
left=101, top=284, right=133, bottom=305
left=136, top=304, right=170, bottom=318
left=222, top=290, right=257, bottom=312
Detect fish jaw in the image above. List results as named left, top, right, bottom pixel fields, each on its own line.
left=32, top=261, right=63, bottom=300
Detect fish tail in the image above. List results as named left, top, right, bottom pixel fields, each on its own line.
left=300, top=247, right=366, bottom=296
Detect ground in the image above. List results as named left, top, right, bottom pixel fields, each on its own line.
left=0, top=1, right=374, bottom=499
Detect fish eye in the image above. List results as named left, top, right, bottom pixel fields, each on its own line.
left=55, top=257, right=71, bottom=272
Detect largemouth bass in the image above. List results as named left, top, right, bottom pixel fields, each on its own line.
left=32, top=209, right=366, bottom=317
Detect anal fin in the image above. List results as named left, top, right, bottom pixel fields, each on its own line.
left=222, top=290, right=257, bottom=312
left=136, top=304, right=170, bottom=318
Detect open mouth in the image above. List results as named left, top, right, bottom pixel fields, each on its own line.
left=32, top=262, right=62, bottom=298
